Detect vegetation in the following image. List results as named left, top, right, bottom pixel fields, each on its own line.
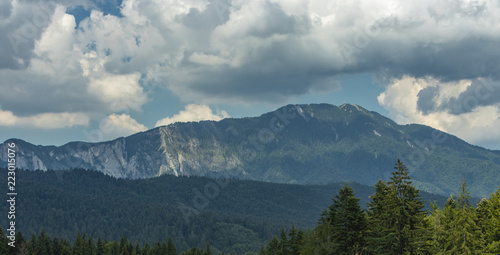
left=260, top=160, right=500, bottom=254
left=2, top=159, right=498, bottom=254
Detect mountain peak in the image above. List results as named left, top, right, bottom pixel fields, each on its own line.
left=1, top=103, right=500, bottom=198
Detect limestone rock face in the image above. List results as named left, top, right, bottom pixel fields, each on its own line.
left=1, top=103, right=500, bottom=198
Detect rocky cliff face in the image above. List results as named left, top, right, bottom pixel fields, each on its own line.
left=2, top=103, right=500, bottom=197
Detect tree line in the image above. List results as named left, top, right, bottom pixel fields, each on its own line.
left=0, top=230, right=235, bottom=255
left=2, top=159, right=499, bottom=254
left=260, top=159, right=500, bottom=254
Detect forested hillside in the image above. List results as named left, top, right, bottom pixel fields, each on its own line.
left=0, top=167, right=447, bottom=254
left=261, top=160, right=500, bottom=254
left=1, top=160, right=498, bottom=254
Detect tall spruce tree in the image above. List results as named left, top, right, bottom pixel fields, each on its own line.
left=318, top=185, right=367, bottom=254
left=444, top=179, right=484, bottom=254
left=477, top=186, right=500, bottom=253
left=96, top=237, right=105, bottom=255
left=367, top=159, right=429, bottom=254
left=72, top=232, right=86, bottom=255
left=167, top=237, right=177, bottom=255
left=366, top=179, right=394, bottom=253
left=426, top=202, right=447, bottom=253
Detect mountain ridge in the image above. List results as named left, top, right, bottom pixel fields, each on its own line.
left=1, top=103, right=500, bottom=197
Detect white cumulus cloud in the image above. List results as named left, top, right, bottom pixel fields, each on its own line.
left=99, top=113, right=148, bottom=141
left=378, top=76, right=500, bottom=149
left=0, top=107, right=89, bottom=129
left=155, top=104, right=230, bottom=127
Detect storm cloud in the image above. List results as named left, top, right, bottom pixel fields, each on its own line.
left=1, top=0, right=500, bottom=148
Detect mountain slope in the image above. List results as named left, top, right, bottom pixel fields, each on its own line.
left=1, top=103, right=500, bottom=197
left=0, top=169, right=448, bottom=253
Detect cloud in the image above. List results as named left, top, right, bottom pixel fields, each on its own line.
left=155, top=104, right=229, bottom=127
left=378, top=76, right=500, bottom=149
left=0, top=107, right=89, bottom=128
left=87, top=72, right=147, bottom=112
left=0, top=2, right=151, bottom=128
left=1, top=0, right=500, bottom=133
left=100, top=113, right=148, bottom=140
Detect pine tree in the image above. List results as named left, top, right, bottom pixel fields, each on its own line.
left=265, top=237, right=279, bottom=255
left=87, top=235, right=96, bottom=255
left=367, top=159, right=430, bottom=254
left=36, top=230, right=51, bottom=255
left=278, top=228, right=290, bottom=254
left=120, top=236, right=129, bottom=254
left=319, top=185, right=367, bottom=254
left=60, top=238, right=72, bottom=255
left=204, top=243, right=212, bottom=255
left=159, top=241, right=166, bottom=255
left=15, top=232, right=27, bottom=255
left=72, top=232, right=86, bottom=255
left=52, top=236, right=62, bottom=255
left=143, top=242, right=151, bottom=255
left=479, top=186, right=500, bottom=253
left=426, top=201, right=447, bottom=253
left=152, top=241, right=161, bottom=255
left=366, top=179, right=394, bottom=253
left=133, top=242, right=142, bottom=255
left=27, top=233, right=37, bottom=255
left=259, top=245, right=266, bottom=255
left=96, top=237, right=105, bottom=255
left=444, top=179, right=484, bottom=254
left=167, top=238, right=177, bottom=255
left=288, top=225, right=302, bottom=255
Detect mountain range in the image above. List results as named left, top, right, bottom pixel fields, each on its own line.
left=2, top=103, right=500, bottom=197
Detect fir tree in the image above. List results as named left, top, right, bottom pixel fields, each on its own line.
left=444, top=179, right=484, bottom=254
left=288, top=225, right=302, bottom=255
left=167, top=238, right=177, bottom=255
left=366, top=179, right=394, bottom=253
left=426, top=201, right=447, bottom=253
left=367, top=159, right=430, bottom=254
left=96, top=237, right=105, bottom=255
left=72, top=232, right=86, bottom=255
left=204, top=243, right=212, bottom=255
left=480, top=186, right=500, bottom=253
left=319, top=185, right=367, bottom=254
left=52, top=236, right=62, bottom=255
left=265, top=237, right=279, bottom=255
left=36, top=230, right=51, bottom=255
left=278, top=228, right=290, bottom=254
left=142, top=242, right=151, bottom=255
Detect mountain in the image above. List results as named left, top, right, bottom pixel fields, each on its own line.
left=0, top=168, right=449, bottom=253
left=1, top=103, right=500, bottom=197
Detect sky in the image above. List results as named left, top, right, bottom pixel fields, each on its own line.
left=0, top=0, right=500, bottom=150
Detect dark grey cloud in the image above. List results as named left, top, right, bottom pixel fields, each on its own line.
left=415, top=78, right=500, bottom=116
left=442, top=78, right=500, bottom=115
left=0, top=1, right=75, bottom=69
left=367, top=36, right=500, bottom=83
left=244, top=1, right=310, bottom=38
left=177, top=1, right=231, bottom=31
left=0, top=74, right=104, bottom=116
left=417, top=86, right=439, bottom=115
left=0, top=0, right=13, bottom=19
